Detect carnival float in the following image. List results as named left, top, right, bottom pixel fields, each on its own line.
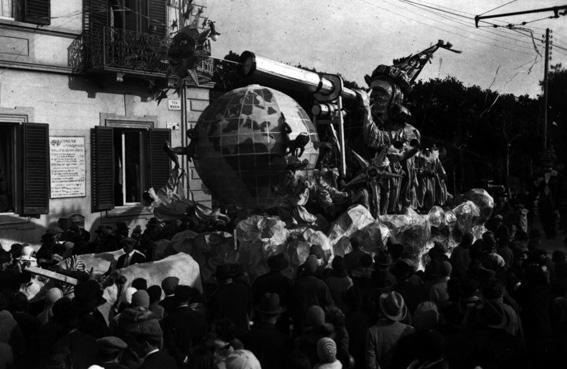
left=21, top=21, right=495, bottom=311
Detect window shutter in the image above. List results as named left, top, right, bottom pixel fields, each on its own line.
left=148, top=0, right=166, bottom=36
left=147, top=129, right=171, bottom=191
left=91, top=127, right=115, bottom=212
left=23, top=0, right=51, bottom=25
left=21, top=123, right=49, bottom=215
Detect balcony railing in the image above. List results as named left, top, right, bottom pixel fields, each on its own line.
left=102, top=26, right=169, bottom=75
left=78, top=25, right=215, bottom=84
left=82, top=25, right=168, bottom=76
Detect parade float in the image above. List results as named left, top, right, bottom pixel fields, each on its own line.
left=21, top=25, right=495, bottom=304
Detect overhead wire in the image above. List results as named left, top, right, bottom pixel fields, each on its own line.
left=358, top=0, right=535, bottom=56
left=396, top=0, right=537, bottom=47
left=478, top=0, right=518, bottom=16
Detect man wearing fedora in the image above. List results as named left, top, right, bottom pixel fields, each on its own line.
left=208, top=263, right=253, bottom=334
left=245, top=293, right=291, bottom=369
left=366, top=291, right=415, bottom=369
left=162, top=285, right=208, bottom=367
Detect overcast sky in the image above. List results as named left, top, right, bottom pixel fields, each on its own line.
left=205, top=0, right=567, bottom=97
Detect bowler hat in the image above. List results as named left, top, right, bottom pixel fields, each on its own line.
left=379, top=291, right=407, bottom=322
left=255, top=293, right=284, bottom=315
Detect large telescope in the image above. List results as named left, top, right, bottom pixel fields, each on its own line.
left=239, top=51, right=359, bottom=102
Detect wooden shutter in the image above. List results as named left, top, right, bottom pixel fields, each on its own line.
left=147, top=129, right=171, bottom=191
left=148, top=0, right=167, bottom=36
left=23, top=0, right=51, bottom=25
left=21, top=123, right=49, bottom=215
left=83, top=0, right=109, bottom=69
left=91, top=127, right=115, bottom=212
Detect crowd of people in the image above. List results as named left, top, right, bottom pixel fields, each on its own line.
left=0, top=206, right=566, bottom=369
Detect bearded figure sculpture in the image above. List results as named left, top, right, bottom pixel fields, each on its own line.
left=353, top=64, right=421, bottom=214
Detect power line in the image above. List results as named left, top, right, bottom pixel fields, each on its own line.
left=479, top=0, right=518, bottom=16
left=396, top=0, right=538, bottom=47
left=359, top=0, right=532, bottom=56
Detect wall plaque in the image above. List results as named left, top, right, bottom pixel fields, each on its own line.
left=49, top=136, right=86, bottom=199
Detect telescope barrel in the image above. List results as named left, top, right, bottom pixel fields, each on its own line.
left=240, top=51, right=358, bottom=101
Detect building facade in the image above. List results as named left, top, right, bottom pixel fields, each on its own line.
left=0, top=0, right=212, bottom=247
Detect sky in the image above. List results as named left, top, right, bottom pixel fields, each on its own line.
left=205, top=0, right=567, bottom=97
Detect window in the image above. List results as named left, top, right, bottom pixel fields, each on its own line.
left=114, top=128, right=143, bottom=206
left=0, top=0, right=13, bottom=19
left=91, top=125, right=170, bottom=212
left=0, top=122, right=49, bottom=216
left=0, top=0, right=51, bottom=25
left=109, top=0, right=165, bottom=35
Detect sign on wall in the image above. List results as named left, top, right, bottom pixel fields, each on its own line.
left=49, top=136, right=86, bottom=199
left=168, top=99, right=181, bottom=111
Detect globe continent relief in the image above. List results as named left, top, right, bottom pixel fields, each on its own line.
left=193, top=85, right=319, bottom=209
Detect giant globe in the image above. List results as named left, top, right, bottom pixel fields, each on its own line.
left=193, top=85, right=319, bottom=209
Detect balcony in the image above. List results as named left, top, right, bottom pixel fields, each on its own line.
left=75, top=25, right=214, bottom=84
left=84, top=25, right=169, bottom=77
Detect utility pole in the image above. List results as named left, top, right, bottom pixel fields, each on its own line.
left=543, top=28, right=551, bottom=153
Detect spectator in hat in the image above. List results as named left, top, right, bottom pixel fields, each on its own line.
left=96, top=336, right=129, bottom=369
left=450, top=232, right=473, bottom=280
left=252, top=253, right=292, bottom=307
left=147, top=285, right=164, bottom=320
left=73, top=279, right=110, bottom=338
left=9, top=292, right=41, bottom=368
left=45, top=297, right=100, bottom=369
left=160, top=276, right=179, bottom=317
left=162, top=285, right=207, bottom=367
left=36, top=224, right=64, bottom=267
left=454, top=300, right=526, bottom=369
left=426, top=261, right=452, bottom=308
left=366, top=291, right=415, bottom=369
left=208, top=263, right=253, bottom=334
left=246, top=293, right=291, bottom=369
left=344, top=238, right=366, bottom=273
left=481, top=278, right=522, bottom=338
left=344, top=286, right=372, bottom=369
left=128, top=320, right=176, bottom=369
left=325, top=256, right=353, bottom=311
left=116, top=238, right=146, bottom=269
left=252, top=253, right=293, bottom=333
left=294, top=305, right=335, bottom=367
left=91, top=225, right=120, bottom=253
left=115, top=290, right=164, bottom=365
left=314, top=337, right=342, bottom=369
left=0, top=292, right=24, bottom=361
left=292, top=255, right=334, bottom=331
left=392, top=258, right=424, bottom=314
left=372, top=251, right=397, bottom=294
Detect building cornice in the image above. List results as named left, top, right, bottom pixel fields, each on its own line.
left=0, top=60, right=74, bottom=75
left=0, top=19, right=81, bottom=39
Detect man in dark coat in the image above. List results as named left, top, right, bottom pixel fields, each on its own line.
left=162, top=285, right=208, bottom=366
left=208, top=263, right=253, bottom=334
left=159, top=276, right=180, bottom=317
left=245, top=293, right=291, bottom=369
left=292, top=255, right=335, bottom=331
left=116, top=238, right=146, bottom=269
left=252, top=253, right=293, bottom=332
